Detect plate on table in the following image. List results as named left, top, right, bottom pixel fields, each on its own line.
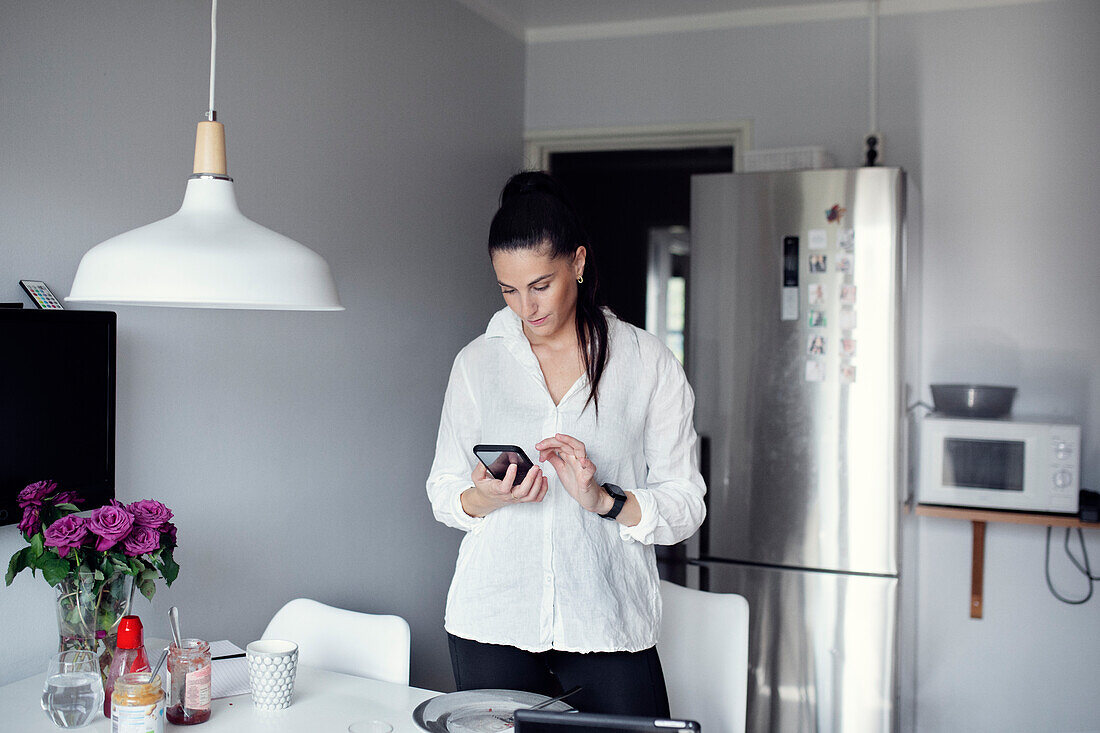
left=413, top=689, right=574, bottom=732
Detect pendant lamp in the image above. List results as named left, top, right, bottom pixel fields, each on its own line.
left=67, top=0, right=343, bottom=311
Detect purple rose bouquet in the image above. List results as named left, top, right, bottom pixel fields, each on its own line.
left=6, top=481, right=180, bottom=600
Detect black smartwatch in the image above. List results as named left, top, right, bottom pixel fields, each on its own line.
left=598, top=483, right=627, bottom=520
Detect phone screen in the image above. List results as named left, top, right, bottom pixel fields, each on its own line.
left=474, top=445, right=534, bottom=483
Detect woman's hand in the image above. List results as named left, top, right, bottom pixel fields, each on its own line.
left=461, top=461, right=548, bottom=518
left=536, top=433, right=606, bottom=514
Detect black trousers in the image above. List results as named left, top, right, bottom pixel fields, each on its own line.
left=447, top=633, right=670, bottom=718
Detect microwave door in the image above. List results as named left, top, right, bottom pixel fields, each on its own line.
left=942, top=437, right=1026, bottom=494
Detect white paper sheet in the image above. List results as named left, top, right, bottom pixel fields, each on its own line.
left=209, top=640, right=250, bottom=699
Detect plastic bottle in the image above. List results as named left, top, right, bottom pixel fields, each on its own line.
left=104, top=615, right=151, bottom=717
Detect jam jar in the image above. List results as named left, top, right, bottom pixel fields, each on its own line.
left=167, top=639, right=212, bottom=725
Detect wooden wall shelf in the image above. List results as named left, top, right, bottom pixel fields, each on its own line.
left=912, top=503, right=1098, bottom=618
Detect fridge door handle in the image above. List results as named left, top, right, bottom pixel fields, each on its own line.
left=699, top=433, right=711, bottom=580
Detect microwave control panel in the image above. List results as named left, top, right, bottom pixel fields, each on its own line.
left=1048, top=428, right=1079, bottom=494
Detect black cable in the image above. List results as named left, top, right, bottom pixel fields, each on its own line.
left=906, top=400, right=934, bottom=414
left=1044, top=526, right=1095, bottom=604
left=1063, top=527, right=1100, bottom=580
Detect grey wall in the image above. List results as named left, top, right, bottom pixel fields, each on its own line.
left=527, top=2, right=1100, bottom=731
left=0, top=0, right=523, bottom=693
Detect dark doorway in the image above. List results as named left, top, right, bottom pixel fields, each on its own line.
left=548, top=146, right=735, bottom=585
left=549, top=147, right=735, bottom=331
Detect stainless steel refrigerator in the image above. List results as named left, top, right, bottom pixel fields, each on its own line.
left=686, top=168, right=916, bottom=733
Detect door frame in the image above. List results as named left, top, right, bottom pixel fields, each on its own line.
left=523, top=121, right=754, bottom=171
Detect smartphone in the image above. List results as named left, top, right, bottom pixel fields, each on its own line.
left=473, top=444, right=536, bottom=483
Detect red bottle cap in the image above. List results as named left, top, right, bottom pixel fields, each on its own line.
left=116, top=615, right=145, bottom=649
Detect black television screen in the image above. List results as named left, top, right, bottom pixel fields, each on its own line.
left=0, top=309, right=116, bottom=527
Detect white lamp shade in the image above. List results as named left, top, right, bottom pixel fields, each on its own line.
left=67, top=177, right=344, bottom=310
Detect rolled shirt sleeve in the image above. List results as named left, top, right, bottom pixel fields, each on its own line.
left=426, top=350, right=485, bottom=534
left=619, top=346, right=706, bottom=546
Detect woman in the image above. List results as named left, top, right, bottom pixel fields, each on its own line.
left=426, top=171, right=706, bottom=716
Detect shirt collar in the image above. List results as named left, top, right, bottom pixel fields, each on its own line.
left=485, top=306, right=523, bottom=341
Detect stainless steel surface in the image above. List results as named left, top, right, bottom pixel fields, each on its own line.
left=188, top=173, right=233, bottom=181
left=689, top=168, right=905, bottom=575
left=929, top=384, right=1016, bottom=418
left=697, top=560, right=897, bottom=733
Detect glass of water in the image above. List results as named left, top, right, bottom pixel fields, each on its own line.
left=41, top=650, right=103, bottom=728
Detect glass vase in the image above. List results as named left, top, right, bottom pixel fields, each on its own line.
left=54, top=572, right=135, bottom=681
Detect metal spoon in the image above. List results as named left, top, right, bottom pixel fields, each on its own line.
left=149, top=647, right=170, bottom=682
left=168, top=606, right=182, bottom=648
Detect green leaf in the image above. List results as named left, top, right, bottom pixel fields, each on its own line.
left=55, top=503, right=79, bottom=513
left=138, top=579, right=156, bottom=602
left=93, top=569, right=105, bottom=582
left=30, top=533, right=45, bottom=559
left=5, top=548, right=30, bottom=586
left=127, top=558, right=144, bottom=576
left=139, top=568, right=158, bottom=583
left=40, top=554, right=72, bottom=586
left=161, top=552, right=180, bottom=586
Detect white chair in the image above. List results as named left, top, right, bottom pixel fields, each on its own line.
left=658, top=580, right=749, bottom=733
left=262, top=598, right=411, bottom=685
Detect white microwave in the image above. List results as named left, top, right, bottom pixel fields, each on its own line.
left=918, top=416, right=1081, bottom=514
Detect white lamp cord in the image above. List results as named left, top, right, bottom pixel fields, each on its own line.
left=868, top=0, right=878, bottom=135
left=207, top=0, right=218, bottom=121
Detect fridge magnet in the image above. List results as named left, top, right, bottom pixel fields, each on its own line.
left=809, top=254, right=827, bottom=273
left=839, top=308, right=857, bottom=330
left=808, top=310, right=826, bottom=328
left=840, top=284, right=857, bottom=305
left=837, top=229, right=855, bottom=250
left=808, top=229, right=828, bottom=250
left=836, top=252, right=854, bottom=274
left=840, top=364, right=857, bottom=383
left=805, top=360, right=825, bottom=382
left=841, top=338, right=857, bottom=357
left=826, top=204, right=847, bottom=223
left=807, top=283, right=826, bottom=306
left=807, top=334, right=826, bottom=356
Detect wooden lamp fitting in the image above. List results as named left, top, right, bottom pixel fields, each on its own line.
left=193, top=120, right=227, bottom=176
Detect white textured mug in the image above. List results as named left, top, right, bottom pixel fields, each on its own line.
left=246, top=639, right=299, bottom=710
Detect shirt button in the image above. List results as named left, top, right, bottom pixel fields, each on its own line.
left=545, top=575, right=553, bottom=584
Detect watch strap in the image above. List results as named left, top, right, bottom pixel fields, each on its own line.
left=599, top=483, right=626, bottom=520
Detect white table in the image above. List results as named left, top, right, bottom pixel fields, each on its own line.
left=2, top=664, right=440, bottom=732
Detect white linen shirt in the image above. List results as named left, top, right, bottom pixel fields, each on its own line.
left=426, top=306, right=706, bottom=653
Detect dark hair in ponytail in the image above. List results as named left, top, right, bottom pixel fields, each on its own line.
left=488, top=170, right=610, bottom=414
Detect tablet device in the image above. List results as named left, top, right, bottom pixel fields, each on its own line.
left=514, top=709, right=701, bottom=732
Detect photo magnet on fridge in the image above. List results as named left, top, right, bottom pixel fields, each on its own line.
left=805, top=360, right=825, bottom=382
left=809, top=254, right=827, bottom=273
left=837, top=252, right=854, bottom=274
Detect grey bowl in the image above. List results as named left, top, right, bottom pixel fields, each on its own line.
left=930, top=384, right=1017, bottom=418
